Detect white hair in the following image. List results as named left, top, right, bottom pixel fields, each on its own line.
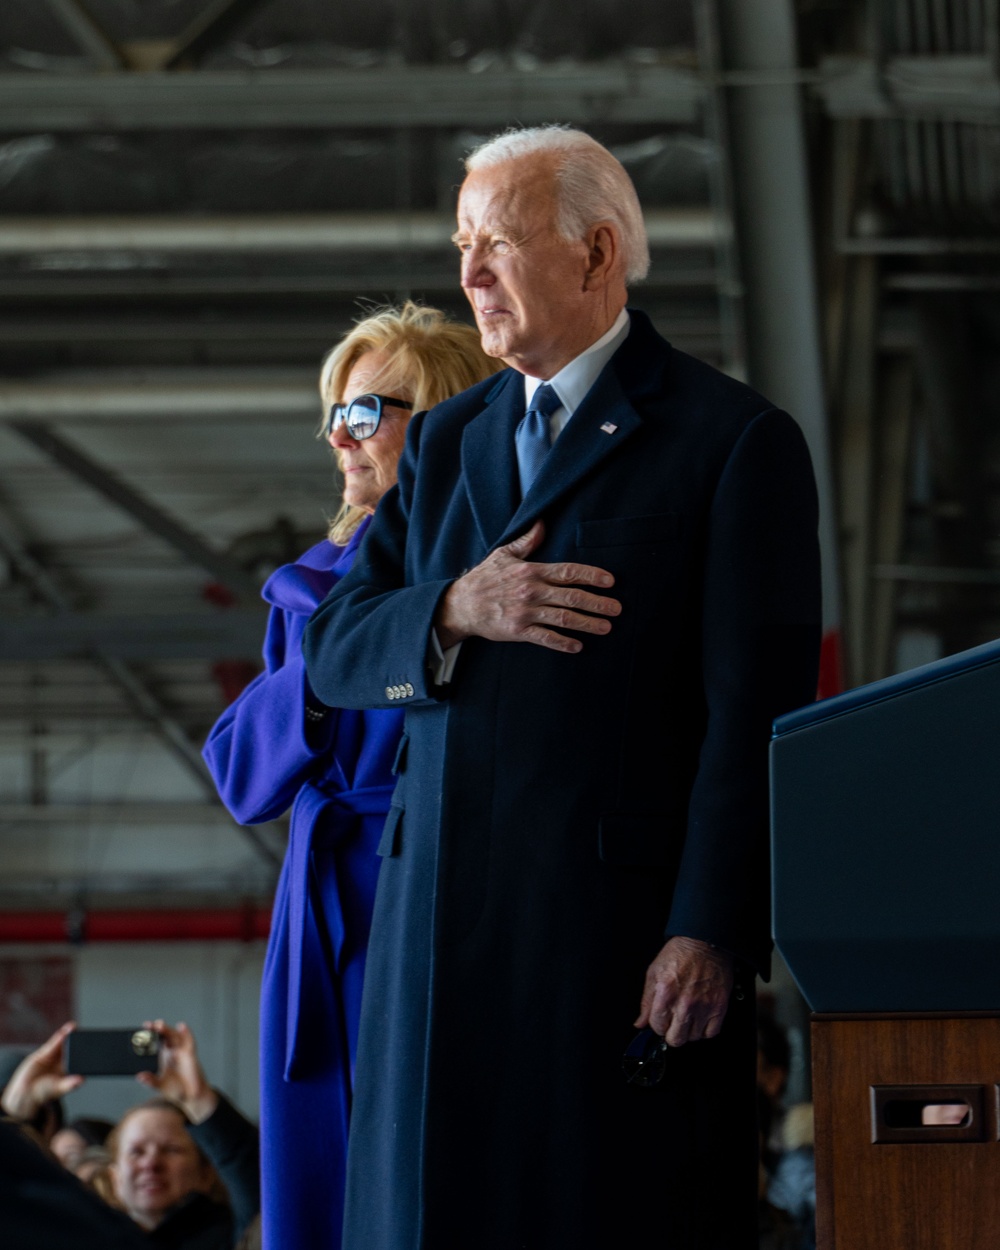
left=464, top=125, right=650, bottom=284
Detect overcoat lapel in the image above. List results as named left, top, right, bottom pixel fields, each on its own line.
left=460, top=371, right=523, bottom=552
left=499, top=364, right=644, bottom=545
left=460, top=311, right=669, bottom=551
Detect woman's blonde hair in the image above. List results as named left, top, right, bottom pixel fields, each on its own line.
left=319, top=301, right=501, bottom=546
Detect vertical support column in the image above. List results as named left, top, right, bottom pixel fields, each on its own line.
left=837, top=253, right=879, bottom=686
left=870, top=357, right=914, bottom=679
left=714, top=0, right=843, bottom=693
left=694, top=0, right=749, bottom=380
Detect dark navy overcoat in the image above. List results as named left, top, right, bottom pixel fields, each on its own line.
left=203, top=524, right=403, bottom=1250
left=303, top=311, right=821, bottom=1249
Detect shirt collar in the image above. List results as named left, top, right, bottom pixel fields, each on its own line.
left=523, top=307, right=631, bottom=417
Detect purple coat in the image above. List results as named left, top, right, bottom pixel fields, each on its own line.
left=203, top=521, right=404, bottom=1250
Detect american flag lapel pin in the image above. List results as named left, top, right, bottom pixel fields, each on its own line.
left=600, top=421, right=618, bottom=435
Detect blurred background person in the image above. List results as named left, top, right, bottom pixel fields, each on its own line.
left=50, top=1114, right=114, bottom=1173
left=1, top=1019, right=259, bottom=1249
left=203, top=302, right=500, bottom=1250
left=768, top=1101, right=816, bottom=1250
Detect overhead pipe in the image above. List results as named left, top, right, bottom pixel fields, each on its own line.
left=0, top=907, right=271, bottom=944
left=0, top=209, right=724, bottom=255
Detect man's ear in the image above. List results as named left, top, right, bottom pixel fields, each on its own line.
left=582, top=223, right=619, bottom=290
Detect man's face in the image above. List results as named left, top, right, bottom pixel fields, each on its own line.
left=455, top=155, right=609, bottom=379
left=111, top=1107, right=209, bottom=1230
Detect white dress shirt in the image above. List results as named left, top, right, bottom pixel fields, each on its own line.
left=430, top=308, right=632, bottom=685
left=522, top=306, right=631, bottom=444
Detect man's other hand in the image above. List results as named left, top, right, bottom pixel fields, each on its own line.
left=435, top=519, right=621, bottom=653
left=634, top=936, right=735, bottom=1047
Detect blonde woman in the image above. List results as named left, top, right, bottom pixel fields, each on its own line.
left=204, top=303, right=499, bottom=1250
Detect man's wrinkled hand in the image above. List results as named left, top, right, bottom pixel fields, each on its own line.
left=435, top=519, right=621, bottom=653
left=634, top=936, right=735, bottom=1047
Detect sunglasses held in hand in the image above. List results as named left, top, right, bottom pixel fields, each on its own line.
left=622, top=1027, right=671, bottom=1087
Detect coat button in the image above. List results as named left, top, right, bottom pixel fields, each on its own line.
left=386, top=686, right=395, bottom=700
left=404, top=683, right=414, bottom=697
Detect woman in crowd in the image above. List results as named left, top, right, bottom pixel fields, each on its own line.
left=1, top=1019, right=259, bottom=1250
left=203, top=303, right=499, bottom=1250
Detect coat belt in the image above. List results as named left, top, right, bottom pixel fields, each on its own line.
left=283, top=779, right=396, bottom=1080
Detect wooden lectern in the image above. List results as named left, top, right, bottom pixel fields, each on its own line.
left=771, top=638, right=1000, bottom=1250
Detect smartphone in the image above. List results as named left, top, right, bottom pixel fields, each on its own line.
left=65, top=1028, right=160, bottom=1076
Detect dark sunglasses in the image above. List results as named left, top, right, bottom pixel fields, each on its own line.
left=323, top=393, right=413, bottom=441
left=622, top=1027, right=670, bottom=1087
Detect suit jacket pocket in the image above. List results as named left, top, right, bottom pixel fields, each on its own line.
left=598, top=811, right=677, bottom=868
left=576, top=512, right=682, bottom=548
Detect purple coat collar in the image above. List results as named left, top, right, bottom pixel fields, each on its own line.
left=262, top=519, right=368, bottom=617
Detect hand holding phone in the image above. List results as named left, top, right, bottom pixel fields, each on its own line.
left=134, top=1019, right=218, bottom=1124
left=0, top=1022, right=83, bottom=1120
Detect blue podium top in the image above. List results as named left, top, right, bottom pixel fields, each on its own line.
left=773, top=635, right=1000, bottom=737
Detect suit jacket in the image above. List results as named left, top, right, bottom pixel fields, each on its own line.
left=303, top=309, right=821, bottom=1249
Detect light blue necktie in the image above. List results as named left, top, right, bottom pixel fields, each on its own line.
left=515, top=383, right=562, bottom=496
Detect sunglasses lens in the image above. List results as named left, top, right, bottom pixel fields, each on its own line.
left=327, top=405, right=346, bottom=437
left=622, top=1030, right=668, bottom=1087
left=346, top=395, right=381, bottom=439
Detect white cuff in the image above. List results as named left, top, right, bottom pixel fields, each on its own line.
left=428, top=629, right=462, bottom=685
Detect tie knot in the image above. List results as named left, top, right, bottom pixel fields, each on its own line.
left=527, top=383, right=562, bottom=419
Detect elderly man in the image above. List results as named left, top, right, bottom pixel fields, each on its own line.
left=303, top=125, right=821, bottom=1249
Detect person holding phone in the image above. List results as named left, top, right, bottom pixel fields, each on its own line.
left=203, top=303, right=500, bottom=1250
left=1, top=1019, right=259, bottom=1249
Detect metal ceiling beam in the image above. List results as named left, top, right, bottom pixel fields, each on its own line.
left=0, top=213, right=456, bottom=253
left=0, top=209, right=722, bottom=254
left=0, top=498, right=278, bottom=868
left=0, top=317, right=353, bottom=344
left=0, top=307, right=721, bottom=348
left=0, top=371, right=315, bottom=422
left=818, top=55, right=1000, bottom=121
left=8, top=422, right=263, bottom=599
left=0, top=58, right=994, bottom=130
left=43, top=0, right=126, bottom=71
left=161, top=0, right=277, bottom=69
left=0, top=609, right=268, bottom=660
left=0, top=496, right=71, bottom=613
left=0, top=316, right=383, bottom=344
left=0, top=65, right=705, bottom=130
left=0, top=266, right=722, bottom=302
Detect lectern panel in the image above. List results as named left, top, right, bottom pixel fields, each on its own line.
left=814, top=1014, right=1000, bottom=1250
left=771, top=638, right=1000, bottom=1012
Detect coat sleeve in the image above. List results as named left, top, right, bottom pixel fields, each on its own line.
left=664, top=408, right=822, bottom=976
left=203, top=605, right=339, bottom=825
left=188, top=1092, right=260, bottom=1242
left=303, top=410, right=455, bottom=711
